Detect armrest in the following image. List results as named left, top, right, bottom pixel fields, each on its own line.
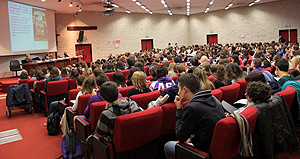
left=58, top=101, right=68, bottom=117
left=30, top=89, right=35, bottom=93
left=40, top=91, right=47, bottom=116
left=66, top=107, right=76, bottom=131
left=92, top=134, right=114, bottom=159
left=75, top=117, right=90, bottom=143
left=175, top=142, right=209, bottom=159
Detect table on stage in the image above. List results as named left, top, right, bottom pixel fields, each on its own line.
left=21, top=57, right=80, bottom=72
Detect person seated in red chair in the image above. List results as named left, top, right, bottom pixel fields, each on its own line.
left=275, top=58, right=296, bottom=87
left=44, top=67, right=62, bottom=91
left=17, top=70, right=29, bottom=85
left=127, top=71, right=151, bottom=97
left=83, top=74, right=122, bottom=122
left=95, top=81, right=142, bottom=142
left=164, top=74, right=225, bottom=159
left=149, top=66, right=175, bottom=91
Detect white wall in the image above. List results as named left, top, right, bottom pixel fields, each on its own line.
left=55, top=12, right=190, bottom=60
left=189, top=0, right=300, bottom=45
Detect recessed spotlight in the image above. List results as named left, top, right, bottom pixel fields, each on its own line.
left=209, top=1, right=214, bottom=5
left=112, top=4, right=119, bottom=8
left=249, top=2, right=255, bottom=6
left=79, top=8, right=82, bottom=12
left=69, top=2, right=73, bottom=7
left=255, top=0, right=261, bottom=2
left=41, top=0, right=45, bottom=2
left=126, top=10, right=131, bottom=13
left=58, top=0, right=61, bottom=2
left=136, top=2, right=141, bottom=6
left=141, top=5, right=146, bottom=9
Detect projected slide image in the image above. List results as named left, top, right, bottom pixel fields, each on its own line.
left=8, top=1, right=48, bottom=52
left=32, top=8, right=48, bottom=41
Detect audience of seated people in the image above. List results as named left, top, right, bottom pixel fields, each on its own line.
left=13, top=41, right=300, bottom=158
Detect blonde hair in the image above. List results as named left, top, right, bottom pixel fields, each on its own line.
left=168, top=62, right=175, bottom=71
left=291, top=56, right=300, bottom=69
left=81, top=76, right=97, bottom=94
left=85, top=68, right=92, bottom=77
left=193, top=67, right=215, bottom=90
left=132, top=71, right=148, bottom=92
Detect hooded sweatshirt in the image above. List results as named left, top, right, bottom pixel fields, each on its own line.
left=176, top=90, right=225, bottom=151
left=149, top=76, right=175, bottom=91
left=83, top=90, right=123, bottom=121
left=95, top=98, right=142, bottom=142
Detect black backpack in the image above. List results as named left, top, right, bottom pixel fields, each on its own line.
left=47, top=112, right=61, bottom=135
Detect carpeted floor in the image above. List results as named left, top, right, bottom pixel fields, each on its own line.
left=0, top=99, right=62, bottom=159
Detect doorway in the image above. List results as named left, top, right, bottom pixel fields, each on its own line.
left=141, top=39, right=153, bottom=51
left=279, top=29, right=298, bottom=43
left=75, top=44, right=92, bottom=63
left=207, top=34, right=218, bottom=44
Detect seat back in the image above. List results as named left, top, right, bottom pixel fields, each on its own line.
left=47, top=80, right=69, bottom=96
left=10, top=60, right=21, bottom=71
left=68, top=89, right=81, bottom=106
left=219, top=83, right=240, bottom=105
left=161, top=103, right=177, bottom=136
left=129, top=90, right=161, bottom=109
left=144, top=66, right=149, bottom=76
left=209, top=107, right=258, bottom=159
left=27, top=79, right=36, bottom=90
left=275, top=86, right=296, bottom=109
left=211, top=89, right=222, bottom=101
left=171, top=76, right=178, bottom=82
left=113, top=107, right=163, bottom=153
left=90, top=101, right=107, bottom=131
left=77, top=94, right=92, bottom=115
left=105, top=72, right=114, bottom=81
left=236, top=79, right=248, bottom=99
left=120, top=70, right=130, bottom=80
left=208, top=75, right=215, bottom=82
left=62, top=77, right=69, bottom=80
left=68, top=79, right=77, bottom=90
left=146, top=76, right=153, bottom=81
left=18, top=79, right=29, bottom=85
left=35, top=81, right=44, bottom=94
left=119, top=86, right=134, bottom=97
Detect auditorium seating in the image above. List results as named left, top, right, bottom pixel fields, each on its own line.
left=211, top=89, right=223, bottom=102
left=119, top=86, right=134, bottom=97
left=146, top=76, right=153, bottom=81
left=219, top=83, right=240, bottom=105
left=144, top=66, right=149, bottom=76
left=161, top=103, right=177, bottom=136
left=30, top=80, right=45, bottom=112
left=27, top=79, right=36, bottom=90
left=18, top=79, right=30, bottom=85
left=62, top=77, right=69, bottom=80
left=92, top=107, right=163, bottom=159
left=58, top=89, right=80, bottom=116
left=120, top=70, right=130, bottom=79
left=171, top=76, right=178, bottom=82
left=105, top=72, right=114, bottom=81
left=129, top=90, right=161, bottom=109
left=208, top=75, right=215, bottom=82
left=40, top=80, right=68, bottom=116
left=66, top=94, right=92, bottom=131
left=68, top=79, right=77, bottom=90
left=236, top=79, right=248, bottom=99
left=176, top=106, right=258, bottom=159
left=275, top=86, right=296, bottom=109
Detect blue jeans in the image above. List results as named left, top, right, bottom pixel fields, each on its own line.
left=164, top=141, right=177, bottom=159
left=49, top=101, right=59, bottom=115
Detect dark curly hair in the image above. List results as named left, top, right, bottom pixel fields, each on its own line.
left=226, top=63, right=244, bottom=81
left=211, top=64, right=227, bottom=85
left=246, top=81, right=271, bottom=104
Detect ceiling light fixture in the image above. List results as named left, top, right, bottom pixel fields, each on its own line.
left=125, top=10, right=131, bottom=13
left=160, top=0, right=173, bottom=16
left=186, top=0, right=190, bottom=16
left=79, top=8, right=82, bottom=12
left=249, top=0, right=261, bottom=7
left=133, top=1, right=153, bottom=15
left=58, top=0, right=61, bottom=2
left=69, top=2, right=73, bottom=7
left=41, top=0, right=45, bottom=2
left=112, top=4, right=119, bottom=8
left=225, top=1, right=234, bottom=10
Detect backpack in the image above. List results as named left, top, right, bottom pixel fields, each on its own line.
left=47, top=112, right=61, bottom=135
left=58, top=133, right=83, bottom=159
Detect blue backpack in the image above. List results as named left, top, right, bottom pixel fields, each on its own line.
left=57, top=133, right=83, bottom=159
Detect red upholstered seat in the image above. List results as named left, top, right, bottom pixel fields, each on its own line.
left=176, top=106, right=258, bottom=159
left=261, top=67, right=272, bottom=74
left=144, top=66, right=149, bottom=76
left=146, top=76, right=153, bottom=81
left=120, top=69, right=130, bottom=79
left=119, top=86, right=134, bottom=97
left=161, top=103, right=177, bottom=136
left=113, top=107, right=163, bottom=154
left=77, top=94, right=92, bottom=115
left=236, top=79, right=248, bottom=99
left=275, top=86, right=296, bottom=109
left=171, top=76, right=178, bottom=82
left=27, top=79, right=36, bottom=90
left=208, top=75, right=215, bottom=82
left=129, top=90, right=161, bottom=109
left=90, top=101, right=107, bottom=131
left=211, top=89, right=222, bottom=101
left=18, top=79, right=29, bottom=85
left=58, top=89, right=80, bottom=116
left=35, top=81, right=44, bottom=94
left=68, top=79, right=77, bottom=90
left=219, top=83, right=240, bottom=105
left=105, top=72, right=114, bottom=81
left=40, top=80, right=68, bottom=116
